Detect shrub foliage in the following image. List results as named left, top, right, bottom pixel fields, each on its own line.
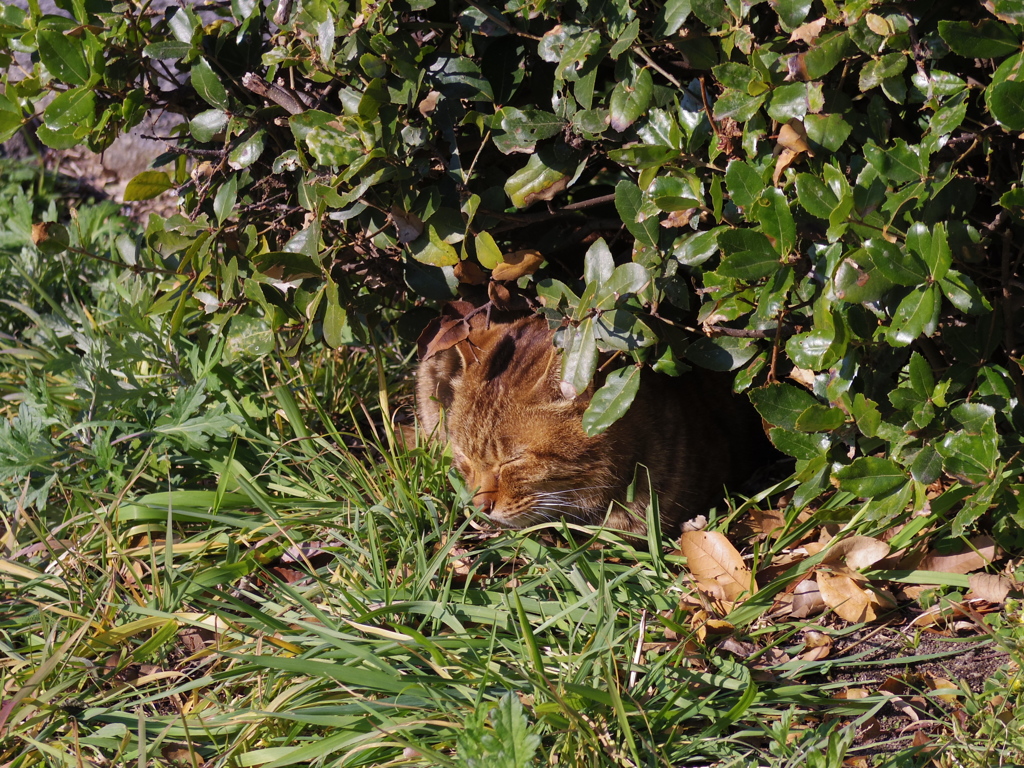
left=2, top=0, right=1022, bottom=541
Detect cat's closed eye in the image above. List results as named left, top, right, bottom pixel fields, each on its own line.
left=418, top=313, right=768, bottom=535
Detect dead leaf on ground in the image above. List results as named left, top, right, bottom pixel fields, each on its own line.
left=822, top=535, right=891, bottom=571
left=491, top=249, right=544, bottom=281
left=680, top=530, right=757, bottom=603
left=691, top=611, right=735, bottom=643
left=791, top=578, right=826, bottom=618
left=816, top=570, right=896, bottom=623
left=901, top=535, right=999, bottom=574
left=967, top=572, right=1013, bottom=603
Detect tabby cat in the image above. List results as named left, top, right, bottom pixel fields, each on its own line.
left=417, top=315, right=761, bottom=535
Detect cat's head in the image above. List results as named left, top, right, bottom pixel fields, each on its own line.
left=445, top=317, right=615, bottom=528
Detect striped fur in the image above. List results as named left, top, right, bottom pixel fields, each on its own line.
left=417, top=316, right=751, bottom=535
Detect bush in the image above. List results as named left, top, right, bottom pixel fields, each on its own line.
left=2, top=0, right=1022, bottom=546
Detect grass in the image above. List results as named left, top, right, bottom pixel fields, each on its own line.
left=1, top=159, right=1022, bottom=768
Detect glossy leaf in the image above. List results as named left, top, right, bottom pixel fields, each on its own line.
left=835, top=457, right=907, bottom=498
left=614, top=181, right=660, bottom=249
left=560, top=319, right=599, bottom=398
left=191, top=57, right=229, bottom=109
left=749, top=382, right=819, bottom=430
left=123, top=171, right=173, bottom=201
left=582, top=366, right=642, bottom=436
left=609, top=67, right=653, bottom=133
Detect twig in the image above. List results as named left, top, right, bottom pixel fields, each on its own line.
left=242, top=72, right=308, bottom=115
left=635, top=47, right=682, bottom=88
left=66, top=246, right=178, bottom=276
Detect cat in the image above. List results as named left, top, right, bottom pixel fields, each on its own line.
left=417, top=314, right=762, bottom=535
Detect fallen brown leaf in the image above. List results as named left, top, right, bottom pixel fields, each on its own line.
left=816, top=570, right=895, bottom=623
left=680, top=530, right=757, bottom=603
left=902, top=535, right=999, bottom=574
left=822, top=535, right=891, bottom=571
left=967, top=572, right=1013, bottom=603
left=791, top=578, right=825, bottom=618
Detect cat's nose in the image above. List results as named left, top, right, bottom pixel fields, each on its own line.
left=472, top=491, right=496, bottom=515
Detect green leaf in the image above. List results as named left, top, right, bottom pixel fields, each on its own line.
left=493, top=107, right=564, bottom=154
left=714, top=62, right=760, bottom=91
left=724, top=160, right=764, bottom=209
left=323, top=281, right=348, bottom=349
left=835, top=457, right=907, bottom=497
left=123, top=170, right=174, bottom=201
left=749, top=382, right=819, bottom=430
left=775, top=0, right=813, bottom=32
left=752, top=188, right=795, bottom=255
left=906, top=222, right=951, bottom=281
left=989, top=80, right=1024, bottom=131
left=607, top=263, right=650, bottom=297
left=614, top=181, right=660, bottom=249
left=802, top=31, right=851, bottom=80
left=408, top=228, right=460, bottom=267
left=582, top=367, right=642, bottom=436
left=584, top=238, right=615, bottom=285
left=938, top=20, right=1021, bottom=58
left=886, top=284, right=940, bottom=347
left=609, top=68, right=653, bottom=133
left=831, top=256, right=894, bottom=304
left=940, top=271, right=991, bottom=314
left=804, top=114, right=852, bottom=152
left=795, top=173, right=838, bottom=219
left=674, top=228, right=722, bottom=266
left=767, top=82, right=813, bottom=122
left=907, top=352, right=934, bottom=398
left=306, top=119, right=367, bottom=167
left=938, top=425, right=998, bottom=486
left=863, top=139, right=927, bottom=183
left=191, top=57, right=229, bottom=109
left=864, top=239, right=928, bottom=286
left=504, top=146, right=582, bottom=209
left=649, top=176, right=701, bottom=211
left=37, top=29, right=90, bottom=86
left=859, top=53, right=907, bottom=92
left=213, top=175, right=238, bottom=225
left=560, top=319, right=599, bottom=397
left=610, top=19, right=640, bottom=59
left=691, top=0, right=732, bottom=28
left=42, top=86, right=95, bottom=131
left=713, top=89, right=763, bottom=121
left=538, top=24, right=603, bottom=80
left=143, top=40, right=192, bottom=59
left=718, top=251, right=779, bottom=280
left=228, top=130, right=265, bottom=169
left=429, top=55, right=494, bottom=101
left=654, top=0, right=692, bottom=38
left=786, top=328, right=838, bottom=370
left=794, top=404, right=846, bottom=432
left=910, top=446, right=943, bottom=485
left=189, top=109, right=228, bottom=142
left=850, top=394, right=881, bottom=437
left=951, top=402, right=996, bottom=433
left=684, top=336, right=759, bottom=371
left=475, top=231, right=502, bottom=270
left=769, top=427, right=830, bottom=460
